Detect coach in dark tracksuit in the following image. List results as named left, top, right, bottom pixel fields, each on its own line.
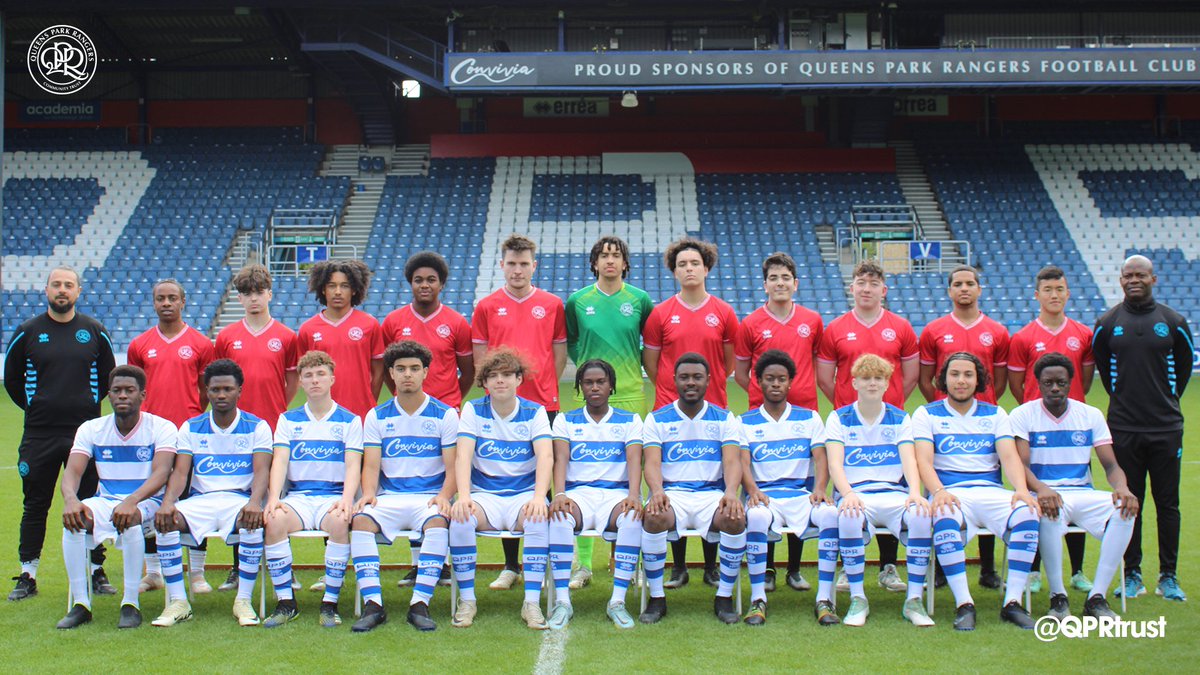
left=1092, top=254, right=1193, bottom=601
left=4, top=267, right=115, bottom=601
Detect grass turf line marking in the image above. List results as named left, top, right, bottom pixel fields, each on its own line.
left=532, top=627, right=569, bottom=675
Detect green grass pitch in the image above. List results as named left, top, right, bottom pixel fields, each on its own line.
left=0, top=381, right=1194, bottom=673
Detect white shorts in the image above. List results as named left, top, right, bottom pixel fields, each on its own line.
left=176, top=491, right=249, bottom=545
left=664, top=490, right=722, bottom=542
left=357, top=494, right=441, bottom=544
left=760, top=495, right=833, bottom=541
left=566, top=486, right=627, bottom=540
left=1044, top=488, right=1128, bottom=539
left=282, top=493, right=340, bottom=531
left=83, top=495, right=161, bottom=547
left=949, top=485, right=1027, bottom=544
left=473, top=491, right=544, bottom=533
left=837, top=491, right=914, bottom=545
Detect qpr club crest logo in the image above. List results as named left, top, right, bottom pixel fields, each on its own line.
left=881, top=328, right=897, bottom=342
left=1065, top=337, right=1082, bottom=352
left=136, top=445, right=152, bottom=462
left=436, top=324, right=452, bottom=339
left=514, top=424, right=530, bottom=437
left=28, top=25, right=97, bottom=95
left=75, top=329, right=91, bottom=344
left=705, top=422, right=719, bottom=437
left=236, top=437, right=250, bottom=450
left=331, top=425, right=344, bottom=439
left=791, top=423, right=805, bottom=434
left=979, top=332, right=994, bottom=347
left=704, top=313, right=720, bottom=328
left=348, top=326, right=364, bottom=341
left=532, top=306, right=547, bottom=320
left=797, top=323, right=812, bottom=338
left=267, top=338, right=283, bottom=352
left=1153, top=322, right=1170, bottom=338
left=610, top=425, right=625, bottom=439
left=881, top=427, right=896, bottom=442
left=619, top=302, right=634, bottom=317
left=421, top=420, right=438, bottom=434
left=1071, top=431, right=1088, bottom=446
left=978, top=417, right=994, bottom=431
left=178, top=345, right=195, bottom=360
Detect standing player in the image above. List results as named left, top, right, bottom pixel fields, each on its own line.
left=381, top=252, right=472, bottom=590
left=126, top=279, right=215, bottom=594
left=564, top=236, right=653, bottom=590
left=548, top=359, right=645, bottom=629
left=261, top=351, right=363, bottom=628
left=821, top=354, right=935, bottom=627
left=56, top=366, right=177, bottom=629
left=1008, top=265, right=1095, bottom=593
left=5, top=266, right=115, bottom=601
left=734, top=252, right=824, bottom=593
left=150, top=359, right=273, bottom=627
left=471, top=234, right=567, bottom=589
left=382, top=252, right=474, bottom=407
left=638, top=353, right=745, bottom=625
left=349, top=340, right=459, bottom=633
left=1010, top=353, right=1138, bottom=619
left=912, top=352, right=1041, bottom=629
left=741, top=350, right=833, bottom=626
left=816, top=260, right=918, bottom=593
left=214, top=263, right=299, bottom=592
left=447, top=348, right=554, bottom=629
left=1093, top=254, right=1193, bottom=601
left=917, top=265, right=1010, bottom=590
left=642, top=237, right=738, bottom=589
left=297, top=259, right=385, bottom=419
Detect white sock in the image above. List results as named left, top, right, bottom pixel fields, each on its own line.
left=716, top=530, right=747, bottom=598
left=411, top=527, right=449, bottom=606
left=448, top=516, right=478, bottom=602
left=62, top=529, right=90, bottom=609
left=1039, top=517, right=1069, bottom=595
left=1003, top=507, right=1039, bottom=606
left=610, top=513, right=640, bottom=605
left=188, top=548, right=207, bottom=577
left=236, top=529, right=263, bottom=601
left=21, top=558, right=40, bottom=579
left=904, top=508, right=932, bottom=602
left=266, top=540, right=294, bottom=602
left=548, top=515, right=575, bottom=606
left=934, top=514, right=973, bottom=607
left=120, top=527, right=146, bottom=608
left=839, top=512, right=867, bottom=598
left=641, top=530, right=668, bottom=598
left=522, top=518, right=549, bottom=605
left=1092, top=510, right=1136, bottom=599
left=322, top=542, right=350, bottom=605
left=746, top=507, right=771, bottom=603
left=145, top=551, right=161, bottom=576
left=157, top=530, right=186, bottom=602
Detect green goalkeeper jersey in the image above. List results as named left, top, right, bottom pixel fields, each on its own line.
left=565, top=282, right=655, bottom=412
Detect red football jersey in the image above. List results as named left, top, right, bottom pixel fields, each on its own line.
left=817, top=309, right=918, bottom=409
left=1008, top=317, right=1095, bottom=403
left=735, top=303, right=824, bottom=410
left=919, top=313, right=1011, bottom=404
left=297, top=308, right=385, bottom=417
left=215, top=319, right=299, bottom=430
left=126, top=325, right=215, bottom=427
left=382, top=304, right=473, bottom=408
left=471, top=287, right=567, bottom=411
left=643, top=294, right=739, bottom=410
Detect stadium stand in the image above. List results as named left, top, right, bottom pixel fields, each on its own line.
left=5, top=123, right=1200, bottom=351
left=3, top=128, right=350, bottom=349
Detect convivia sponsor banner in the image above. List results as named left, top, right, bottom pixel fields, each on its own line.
left=446, top=49, right=1199, bottom=90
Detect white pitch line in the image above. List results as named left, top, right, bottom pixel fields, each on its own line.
left=532, top=628, right=569, bottom=675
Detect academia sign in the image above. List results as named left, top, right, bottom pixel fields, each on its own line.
left=20, top=100, right=101, bottom=122
left=446, top=48, right=1199, bottom=91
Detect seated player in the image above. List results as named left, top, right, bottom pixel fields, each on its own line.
left=261, top=351, right=363, bottom=628
left=56, top=365, right=177, bottom=630
left=741, top=349, right=836, bottom=627
left=448, top=348, right=554, bottom=629
left=151, top=359, right=273, bottom=627
left=1010, top=352, right=1138, bottom=619
left=820, top=354, right=935, bottom=627
left=547, top=359, right=645, bottom=629
left=350, top=340, right=459, bottom=633
left=639, top=352, right=745, bottom=625
left=913, top=352, right=1041, bottom=631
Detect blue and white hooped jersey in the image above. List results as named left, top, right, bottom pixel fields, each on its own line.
left=911, top=399, right=1012, bottom=488
left=177, top=410, right=272, bottom=496
left=273, top=403, right=363, bottom=496
left=741, top=404, right=824, bottom=498
left=824, top=403, right=912, bottom=495
left=1009, top=399, right=1111, bottom=489
left=552, top=407, right=643, bottom=491
left=459, top=395, right=551, bottom=497
left=363, top=395, right=458, bottom=495
left=643, top=401, right=741, bottom=493
left=71, top=412, right=177, bottom=500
